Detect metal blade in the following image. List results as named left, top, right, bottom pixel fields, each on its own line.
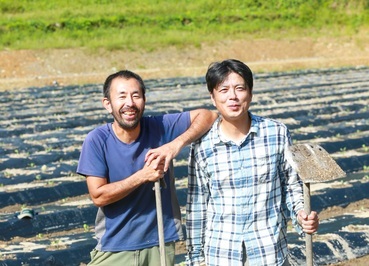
left=285, top=143, right=346, bottom=183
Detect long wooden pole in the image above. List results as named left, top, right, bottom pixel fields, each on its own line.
left=304, top=182, right=313, bottom=266
left=155, top=180, right=167, bottom=266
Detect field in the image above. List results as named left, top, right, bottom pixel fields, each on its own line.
left=1, top=39, right=369, bottom=265
left=1, top=0, right=369, bottom=264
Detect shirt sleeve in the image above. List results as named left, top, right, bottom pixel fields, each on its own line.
left=283, top=132, right=304, bottom=235
left=76, top=129, right=108, bottom=178
left=186, top=142, right=208, bottom=265
left=161, top=112, right=191, bottom=143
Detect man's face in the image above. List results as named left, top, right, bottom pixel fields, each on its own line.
left=104, top=77, right=145, bottom=130
left=211, top=72, right=252, bottom=122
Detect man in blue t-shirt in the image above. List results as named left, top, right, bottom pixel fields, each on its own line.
left=77, top=70, right=217, bottom=265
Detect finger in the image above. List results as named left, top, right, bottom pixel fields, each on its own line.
left=303, top=221, right=319, bottom=232
left=145, top=155, right=154, bottom=166
left=145, top=149, right=153, bottom=162
left=304, top=229, right=316, bottom=234
left=153, top=156, right=168, bottom=171
left=145, top=148, right=160, bottom=161
left=309, top=211, right=318, bottom=220
left=307, top=225, right=318, bottom=233
left=148, top=158, right=160, bottom=170
left=146, top=153, right=160, bottom=166
left=163, top=157, right=171, bottom=172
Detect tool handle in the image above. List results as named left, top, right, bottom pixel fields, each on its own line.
left=304, top=182, right=313, bottom=266
left=155, top=180, right=167, bottom=266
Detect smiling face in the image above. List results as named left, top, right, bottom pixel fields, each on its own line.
left=103, top=77, right=145, bottom=131
left=211, top=72, right=252, bottom=124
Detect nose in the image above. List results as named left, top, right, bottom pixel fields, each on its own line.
left=125, top=95, right=135, bottom=107
left=229, top=88, right=237, bottom=99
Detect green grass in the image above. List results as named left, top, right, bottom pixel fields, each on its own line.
left=1, top=0, right=368, bottom=51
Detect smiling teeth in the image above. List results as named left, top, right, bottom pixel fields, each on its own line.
left=123, top=111, right=135, bottom=115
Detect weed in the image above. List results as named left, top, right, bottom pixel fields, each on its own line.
left=362, top=144, right=369, bottom=152
left=51, top=240, right=60, bottom=246
left=41, top=165, right=48, bottom=172
left=4, top=171, right=13, bottom=178
left=83, top=223, right=90, bottom=232
left=45, top=146, right=53, bottom=152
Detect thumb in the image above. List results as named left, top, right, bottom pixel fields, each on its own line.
left=299, top=210, right=308, bottom=220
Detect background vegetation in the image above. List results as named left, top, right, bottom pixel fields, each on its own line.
left=0, top=0, right=368, bottom=51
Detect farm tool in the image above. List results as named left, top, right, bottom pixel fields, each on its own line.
left=286, top=143, right=346, bottom=266
left=155, top=179, right=167, bottom=266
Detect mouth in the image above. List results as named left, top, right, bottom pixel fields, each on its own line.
left=121, top=108, right=138, bottom=119
left=123, top=110, right=136, bottom=115
left=228, top=104, right=240, bottom=110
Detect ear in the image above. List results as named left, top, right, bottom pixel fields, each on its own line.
left=102, top=97, right=112, bottom=113
left=210, top=93, right=217, bottom=108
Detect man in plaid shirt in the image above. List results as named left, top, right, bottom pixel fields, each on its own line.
left=186, top=59, right=319, bottom=266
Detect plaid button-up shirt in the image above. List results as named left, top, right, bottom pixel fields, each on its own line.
left=186, top=113, right=304, bottom=266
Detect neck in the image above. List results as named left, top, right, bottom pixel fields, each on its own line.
left=219, top=115, right=251, bottom=142
left=112, top=122, right=140, bottom=144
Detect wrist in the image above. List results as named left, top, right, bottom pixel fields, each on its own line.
left=169, top=138, right=184, bottom=156
left=132, top=170, right=147, bottom=186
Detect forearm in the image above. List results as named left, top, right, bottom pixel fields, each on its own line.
left=173, top=109, right=217, bottom=150
left=285, top=167, right=304, bottom=233
left=283, top=134, right=304, bottom=230
left=87, top=171, right=147, bottom=207
left=186, top=217, right=206, bottom=265
left=186, top=149, right=208, bottom=264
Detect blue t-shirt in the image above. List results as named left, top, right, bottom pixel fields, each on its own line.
left=77, top=112, right=190, bottom=251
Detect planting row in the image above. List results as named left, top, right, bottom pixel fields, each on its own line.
left=0, top=67, right=369, bottom=265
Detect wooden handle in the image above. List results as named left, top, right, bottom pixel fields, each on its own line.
left=155, top=180, right=167, bottom=266
left=304, top=182, right=313, bottom=266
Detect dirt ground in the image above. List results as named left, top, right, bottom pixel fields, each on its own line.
left=1, top=31, right=369, bottom=91
left=1, top=33, right=369, bottom=265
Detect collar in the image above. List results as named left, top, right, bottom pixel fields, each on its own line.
left=210, top=111, right=260, bottom=146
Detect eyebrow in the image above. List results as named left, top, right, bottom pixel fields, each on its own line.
left=217, top=83, right=246, bottom=88
left=117, top=88, right=141, bottom=95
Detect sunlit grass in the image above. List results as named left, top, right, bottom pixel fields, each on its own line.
left=0, top=0, right=368, bottom=51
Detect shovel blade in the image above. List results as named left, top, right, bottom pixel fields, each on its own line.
left=286, top=143, right=346, bottom=183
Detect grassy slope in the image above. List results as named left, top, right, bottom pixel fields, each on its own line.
left=0, top=0, right=368, bottom=51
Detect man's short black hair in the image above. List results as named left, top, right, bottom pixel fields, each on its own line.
left=206, top=59, right=253, bottom=94
left=103, top=70, right=146, bottom=99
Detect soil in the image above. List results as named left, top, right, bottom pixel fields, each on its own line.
left=1, top=32, right=369, bottom=91
left=1, top=33, right=369, bottom=265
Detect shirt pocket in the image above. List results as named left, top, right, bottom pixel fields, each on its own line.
left=254, top=154, right=278, bottom=184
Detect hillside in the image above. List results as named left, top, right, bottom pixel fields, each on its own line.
left=1, top=33, right=369, bottom=90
